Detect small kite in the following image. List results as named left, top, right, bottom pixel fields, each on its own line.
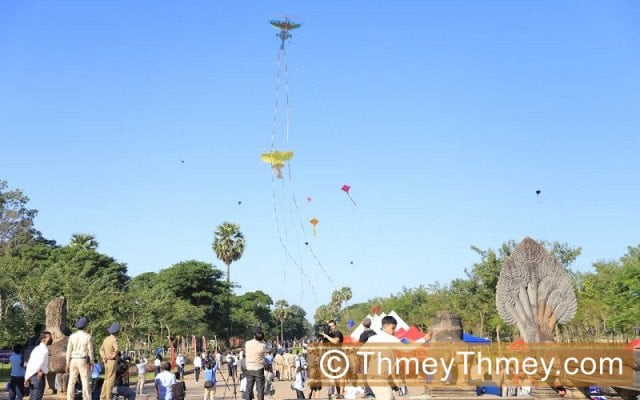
left=341, top=184, right=356, bottom=205
left=372, top=305, right=381, bottom=315
left=346, top=319, right=355, bottom=329
left=306, top=196, right=312, bottom=202
left=261, top=150, right=293, bottom=179
left=309, top=217, right=319, bottom=237
left=535, top=190, right=541, bottom=196
left=269, top=18, right=301, bottom=50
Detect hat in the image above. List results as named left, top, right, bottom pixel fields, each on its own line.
left=107, top=322, right=120, bottom=334
left=75, top=317, right=89, bottom=329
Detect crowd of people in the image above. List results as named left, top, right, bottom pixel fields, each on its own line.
left=7, top=315, right=415, bottom=400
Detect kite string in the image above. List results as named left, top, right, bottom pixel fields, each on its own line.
left=270, top=47, right=320, bottom=307
left=285, top=48, right=291, bottom=143
left=282, top=48, right=339, bottom=292
left=286, top=164, right=338, bottom=292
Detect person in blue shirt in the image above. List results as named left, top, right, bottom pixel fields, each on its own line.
left=203, top=361, right=218, bottom=400
left=8, top=344, right=26, bottom=400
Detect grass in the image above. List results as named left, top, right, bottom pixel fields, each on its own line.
left=1, top=363, right=11, bottom=385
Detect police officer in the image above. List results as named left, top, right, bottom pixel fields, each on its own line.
left=99, top=323, right=120, bottom=400
left=66, top=317, right=94, bottom=400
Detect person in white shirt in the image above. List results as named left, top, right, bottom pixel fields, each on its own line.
left=193, top=354, right=202, bottom=383
left=154, top=362, right=176, bottom=400
left=135, top=358, right=147, bottom=394
left=154, top=355, right=162, bottom=376
left=244, top=328, right=267, bottom=400
left=66, top=317, right=95, bottom=400
left=24, top=331, right=53, bottom=400
left=176, top=354, right=185, bottom=379
left=292, top=366, right=306, bottom=399
left=362, top=316, right=401, bottom=400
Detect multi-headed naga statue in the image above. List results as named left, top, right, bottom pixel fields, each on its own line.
left=496, top=238, right=577, bottom=342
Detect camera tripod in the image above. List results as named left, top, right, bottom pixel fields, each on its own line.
left=218, top=367, right=238, bottom=400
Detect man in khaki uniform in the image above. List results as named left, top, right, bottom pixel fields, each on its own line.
left=99, top=322, right=120, bottom=400
left=66, top=317, right=94, bottom=400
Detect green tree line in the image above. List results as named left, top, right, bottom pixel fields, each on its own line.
left=314, top=243, right=639, bottom=343
left=0, top=179, right=310, bottom=350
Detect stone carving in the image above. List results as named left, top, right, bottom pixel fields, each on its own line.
left=45, top=296, right=69, bottom=393
left=496, top=237, right=577, bottom=342
left=429, top=311, right=463, bottom=343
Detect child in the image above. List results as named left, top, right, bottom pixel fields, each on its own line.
left=203, top=361, right=218, bottom=400
left=292, top=366, right=306, bottom=399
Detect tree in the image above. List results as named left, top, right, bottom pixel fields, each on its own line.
left=212, top=222, right=245, bottom=342
left=273, top=300, right=289, bottom=343
left=154, top=260, right=227, bottom=335
left=232, top=291, right=275, bottom=339
left=69, top=233, right=99, bottom=251
left=282, top=305, right=311, bottom=340
left=0, top=179, right=41, bottom=254
left=212, top=222, right=245, bottom=286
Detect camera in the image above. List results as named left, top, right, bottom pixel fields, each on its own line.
left=116, top=353, right=132, bottom=375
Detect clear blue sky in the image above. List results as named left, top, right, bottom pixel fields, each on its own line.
left=1, top=1, right=639, bottom=318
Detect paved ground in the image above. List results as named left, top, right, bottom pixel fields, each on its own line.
left=0, top=370, right=431, bottom=400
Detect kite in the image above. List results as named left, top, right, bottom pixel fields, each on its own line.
left=306, top=196, right=312, bottom=202
left=372, top=305, right=381, bottom=315
left=261, top=150, right=293, bottom=179
left=535, top=190, right=541, bottom=196
left=341, top=184, right=356, bottom=205
left=269, top=18, right=301, bottom=50
left=309, top=218, right=319, bottom=237
left=347, top=319, right=355, bottom=329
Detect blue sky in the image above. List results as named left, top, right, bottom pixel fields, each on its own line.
left=1, top=1, right=639, bottom=317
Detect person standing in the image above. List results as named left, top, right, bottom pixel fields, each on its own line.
left=321, top=320, right=344, bottom=399
left=175, top=354, right=185, bottom=380
left=154, top=355, right=162, bottom=376
left=244, top=328, right=266, bottom=400
left=358, top=318, right=376, bottom=343
left=193, top=353, right=202, bottom=383
left=363, top=316, right=401, bottom=400
left=203, top=361, right=218, bottom=400
left=8, top=344, right=26, bottom=400
left=292, top=366, right=306, bottom=399
left=23, top=331, right=53, bottom=400
left=99, top=323, right=120, bottom=400
left=273, top=352, right=284, bottom=381
left=135, top=358, right=147, bottom=395
left=154, top=362, right=176, bottom=400
left=66, top=317, right=94, bottom=400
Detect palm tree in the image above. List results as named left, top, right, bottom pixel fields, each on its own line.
left=212, top=222, right=245, bottom=286
left=273, top=300, right=290, bottom=344
left=212, top=222, right=245, bottom=343
left=69, top=233, right=98, bottom=250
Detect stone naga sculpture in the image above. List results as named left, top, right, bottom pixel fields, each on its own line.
left=495, top=238, right=577, bottom=342
left=45, top=296, right=70, bottom=393
left=429, top=311, right=464, bottom=343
